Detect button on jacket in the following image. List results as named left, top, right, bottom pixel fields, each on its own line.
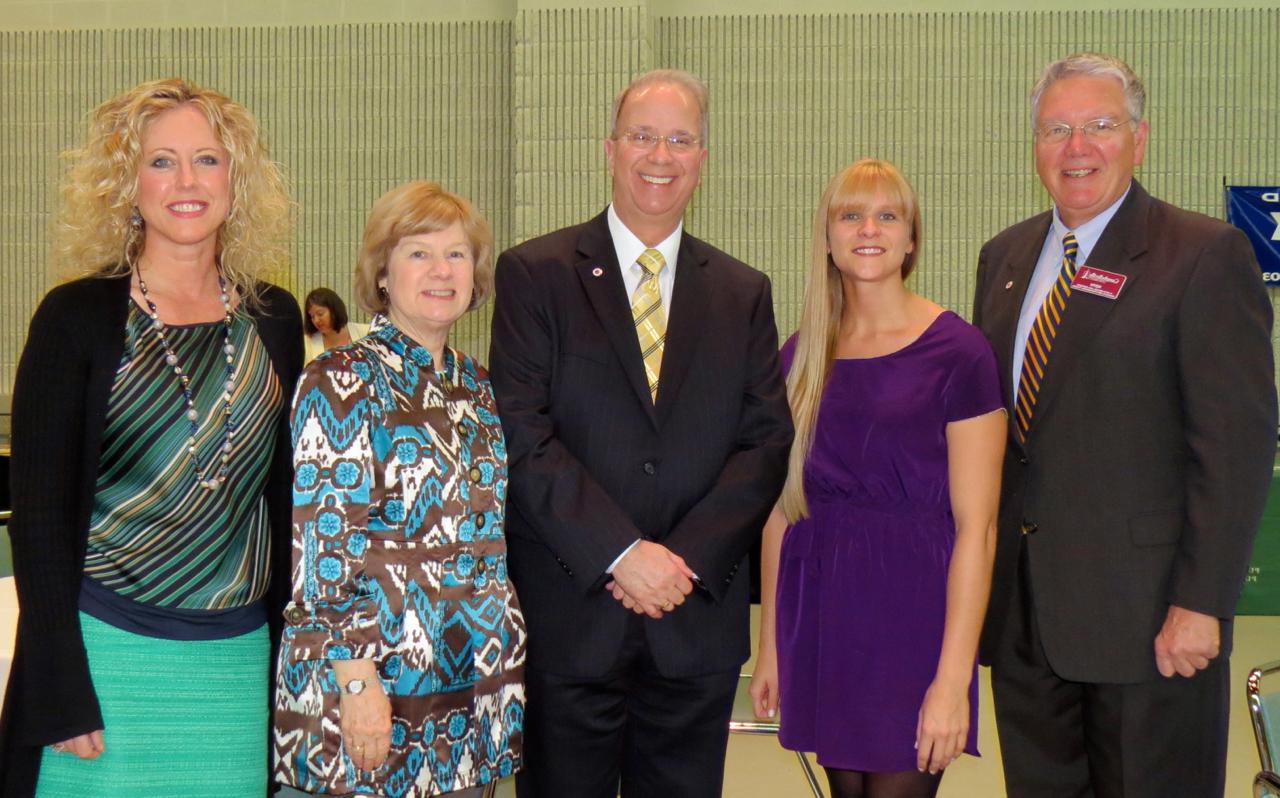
left=272, top=316, right=525, bottom=797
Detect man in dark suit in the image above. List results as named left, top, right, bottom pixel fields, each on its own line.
left=488, top=69, right=793, bottom=798
left=973, top=52, right=1276, bottom=797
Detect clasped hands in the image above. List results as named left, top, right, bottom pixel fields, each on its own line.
left=605, top=540, right=695, bottom=619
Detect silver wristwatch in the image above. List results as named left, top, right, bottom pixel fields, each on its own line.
left=341, top=678, right=369, bottom=695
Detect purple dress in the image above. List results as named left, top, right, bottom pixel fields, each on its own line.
left=775, top=311, right=1002, bottom=772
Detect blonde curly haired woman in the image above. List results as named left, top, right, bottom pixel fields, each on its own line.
left=0, top=78, right=302, bottom=797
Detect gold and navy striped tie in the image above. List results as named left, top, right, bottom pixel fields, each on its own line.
left=1014, top=232, right=1079, bottom=442
left=631, top=248, right=667, bottom=403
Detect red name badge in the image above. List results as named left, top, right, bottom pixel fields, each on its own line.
left=1071, top=265, right=1126, bottom=300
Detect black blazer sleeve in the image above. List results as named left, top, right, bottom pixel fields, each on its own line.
left=6, top=285, right=106, bottom=744
left=251, top=284, right=304, bottom=645
left=489, top=247, right=644, bottom=591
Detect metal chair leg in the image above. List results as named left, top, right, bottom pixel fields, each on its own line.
left=793, top=749, right=825, bottom=798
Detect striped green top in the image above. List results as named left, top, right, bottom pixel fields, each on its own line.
left=84, top=301, right=282, bottom=610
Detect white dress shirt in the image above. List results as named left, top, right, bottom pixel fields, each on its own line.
left=607, top=204, right=681, bottom=315
left=604, top=205, right=684, bottom=575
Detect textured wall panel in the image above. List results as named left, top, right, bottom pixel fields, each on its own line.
left=2, top=8, right=1277, bottom=389
left=0, top=21, right=512, bottom=384
left=512, top=5, right=650, bottom=242
left=660, top=9, right=1280, bottom=340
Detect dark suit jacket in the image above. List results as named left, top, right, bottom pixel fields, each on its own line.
left=973, top=181, right=1276, bottom=683
left=489, top=211, right=793, bottom=680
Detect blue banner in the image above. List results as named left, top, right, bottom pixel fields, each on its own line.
left=1225, top=185, right=1280, bottom=285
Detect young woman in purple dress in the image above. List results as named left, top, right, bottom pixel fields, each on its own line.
left=750, top=159, right=1006, bottom=798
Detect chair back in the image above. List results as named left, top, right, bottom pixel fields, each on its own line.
left=1249, top=660, right=1280, bottom=772
left=730, top=673, right=780, bottom=735
left=0, top=511, right=10, bottom=579
left=1256, top=770, right=1280, bottom=798
left=730, top=673, right=825, bottom=797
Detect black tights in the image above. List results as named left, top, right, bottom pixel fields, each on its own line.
left=822, top=766, right=943, bottom=798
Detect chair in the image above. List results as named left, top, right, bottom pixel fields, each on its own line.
left=0, top=510, right=11, bottom=579
left=729, top=673, right=825, bottom=797
left=1248, top=659, right=1280, bottom=772
left=1256, top=769, right=1280, bottom=798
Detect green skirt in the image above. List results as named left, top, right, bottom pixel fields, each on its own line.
left=36, top=613, right=268, bottom=798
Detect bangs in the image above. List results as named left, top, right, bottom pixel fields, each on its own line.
left=370, top=181, right=492, bottom=274
left=826, top=160, right=914, bottom=222
left=387, top=190, right=470, bottom=243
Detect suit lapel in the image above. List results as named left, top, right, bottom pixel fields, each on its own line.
left=573, top=213, right=659, bottom=425
left=1025, top=183, right=1153, bottom=441
left=987, top=213, right=1052, bottom=451
left=655, top=234, right=709, bottom=426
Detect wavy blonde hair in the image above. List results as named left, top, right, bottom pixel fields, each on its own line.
left=55, top=77, right=290, bottom=306
left=779, top=158, right=922, bottom=522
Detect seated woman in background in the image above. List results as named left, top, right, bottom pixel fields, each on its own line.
left=750, top=159, right=1005, bottom=798
left=303, top=286, right=368, bottom=362
left=0, top=78, right=301, bottom=797
left=273, top=180, right=525, bottom=797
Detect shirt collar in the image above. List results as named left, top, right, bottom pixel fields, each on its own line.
left=368, top=313, right=457, bottom=381
left=607, top=203, right=682, bottom=274
left=1051, top=181, right=1132, bottom=264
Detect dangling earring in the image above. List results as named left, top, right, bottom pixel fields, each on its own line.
left=377, top=285, right=389, bottom=306
left=124, top=207, right=144, bottom=271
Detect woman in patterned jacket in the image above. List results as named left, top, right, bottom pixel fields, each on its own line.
left=272, top=180, right=526, bottom=797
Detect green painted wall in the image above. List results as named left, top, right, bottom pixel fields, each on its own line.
left=3, top=0, right=1277, bottom=30
left=0, top=4, right=1276, bottom=388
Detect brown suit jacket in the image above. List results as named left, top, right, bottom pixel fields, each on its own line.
left=973, top=181, right=1275, bottom=683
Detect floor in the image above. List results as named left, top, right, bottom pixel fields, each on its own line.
left=1, top=579, right=1275, bottom=797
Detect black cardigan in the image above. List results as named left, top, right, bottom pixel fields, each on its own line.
left=0, top=273, right=302, bottom=797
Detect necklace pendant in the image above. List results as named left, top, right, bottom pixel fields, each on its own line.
left=138, top=267, right=238, bottom=492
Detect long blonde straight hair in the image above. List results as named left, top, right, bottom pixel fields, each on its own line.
left=778, top=159, right=922, bottom=522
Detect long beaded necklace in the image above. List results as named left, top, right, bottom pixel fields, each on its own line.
left=137, top=269, right=237, bottom=491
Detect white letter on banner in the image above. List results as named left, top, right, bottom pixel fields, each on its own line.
left=1271, top=212, right=1280, bottom=241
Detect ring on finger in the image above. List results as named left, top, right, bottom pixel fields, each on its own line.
left=51, top=743, right=66, bottom=753
left=663, top=601, right=674, bottom=610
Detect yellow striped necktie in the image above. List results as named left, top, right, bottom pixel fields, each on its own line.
left=631, top=248, right=667, bottom=403
left=1014, top=232, right=1079, bottom=442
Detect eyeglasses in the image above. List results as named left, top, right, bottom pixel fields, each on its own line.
left=1034, top=118, right=1134, bottom=145
left=616, top=129, right=701, bottom=153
